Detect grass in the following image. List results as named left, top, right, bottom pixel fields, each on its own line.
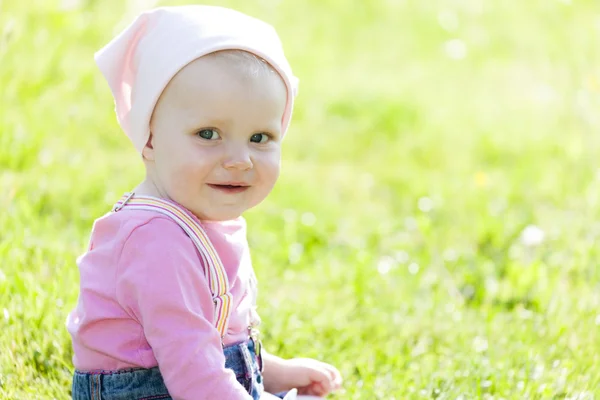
left=1, top=0, right=600, bottom=398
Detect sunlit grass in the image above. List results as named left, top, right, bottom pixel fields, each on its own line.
left=1, top=0, right=600, bottom=398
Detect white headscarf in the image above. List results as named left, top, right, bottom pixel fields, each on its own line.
left=95, top=5, right=298, bottom=152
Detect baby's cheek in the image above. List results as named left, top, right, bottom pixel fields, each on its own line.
left=260, top=152, right=281, bottom=179
left=262, top=165, right=280, bottom=191
left=251, top=159, right=279, bottom=206
left=168, top=159, right=201, bottom=193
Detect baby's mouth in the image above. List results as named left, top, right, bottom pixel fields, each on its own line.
left=207, top=183, right=250, bottom=194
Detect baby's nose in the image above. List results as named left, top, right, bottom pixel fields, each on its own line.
left=222, top=147, right=253, bottom=171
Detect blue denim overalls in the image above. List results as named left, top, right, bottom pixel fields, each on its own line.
left=72, top=339, right=264, bottom=399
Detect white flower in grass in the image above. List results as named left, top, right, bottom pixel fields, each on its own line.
left=443, top=248, right=458, bottom=262
left=377, top=256, right=395, bottom=275
left=418, top=196, right=434, bottom=213
left=438, top=10, right=459, bottom=32
left=300, top=212, right=316, bottom=226
left=60, top=0, right=83, bottom=10
left=408, top=262, right=420, bottom=275
left=520, top=225, right=546, bottom=247
left=288, top=243, right=303, bottom=264
left=473, top=336, right=488, bottom=353
left=444, top=39, right=467, bottom=60
left=394, top=250, right=409, bottom=264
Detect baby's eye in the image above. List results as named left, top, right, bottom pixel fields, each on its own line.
left=250, top=133, right=269, bottom=144
left=197, top=129, right=220, bottom=140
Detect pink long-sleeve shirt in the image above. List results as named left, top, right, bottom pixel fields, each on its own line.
left=66, top=205, right=258, bottom=399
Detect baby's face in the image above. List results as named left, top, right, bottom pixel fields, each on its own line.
left=146, top=53, right=287, bottom=221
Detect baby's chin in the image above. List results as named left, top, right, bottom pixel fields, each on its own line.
left=189, top=205, right=246, bottom=223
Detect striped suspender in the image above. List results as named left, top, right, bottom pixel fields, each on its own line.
left=112, top=193, right=233, bottom=339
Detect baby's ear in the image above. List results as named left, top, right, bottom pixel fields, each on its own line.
left=142, top=132, right=155, bottom=161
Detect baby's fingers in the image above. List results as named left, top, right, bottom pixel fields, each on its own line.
left=321, top=363, right=343, bottom=391
left=310, top=369, right=334, bottom=393
left=298, top=382, right=327, bottom=397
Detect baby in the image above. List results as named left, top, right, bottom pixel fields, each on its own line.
left=66, top=5, right=342, bottom=400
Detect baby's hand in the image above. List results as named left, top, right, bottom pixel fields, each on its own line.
left=278, top=358, right=343, bottom=397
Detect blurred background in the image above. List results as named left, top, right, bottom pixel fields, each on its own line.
left=1, top=0, right=600, bottom=398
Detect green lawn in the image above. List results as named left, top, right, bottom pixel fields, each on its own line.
left=2, top=0, right=600, bottom=398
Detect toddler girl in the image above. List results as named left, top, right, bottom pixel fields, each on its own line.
left=66, top=5, right=342, bottom=400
